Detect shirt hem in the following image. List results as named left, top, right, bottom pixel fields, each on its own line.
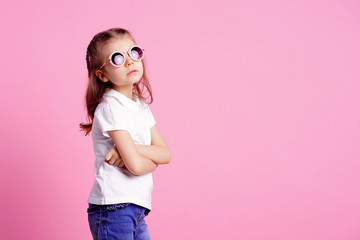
left=88, top=197, right=151, bottom=211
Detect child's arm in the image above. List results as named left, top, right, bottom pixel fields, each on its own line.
left=135, top=125, right=171, bottom=165
left=105, top=151, right=158, bottom=174
left=106, top=125, right=171, bottom=166
left=108, top=130, right=158, bottom=176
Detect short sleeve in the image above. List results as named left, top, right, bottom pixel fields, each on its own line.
left=145, top=104, right=156, bottom=128
left=95, top=103, right=132, bottom=138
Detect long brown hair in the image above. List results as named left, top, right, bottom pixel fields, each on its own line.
left=79, top=27, right=153, bottom=136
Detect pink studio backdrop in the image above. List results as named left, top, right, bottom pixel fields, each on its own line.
left=0, top=0, right=359, bottom=239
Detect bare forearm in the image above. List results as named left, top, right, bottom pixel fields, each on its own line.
left=133, top=154, right=158, bottom=175
left=107, top=145, right=159, bottom=175
left=135, top=144, right=171, bottom=165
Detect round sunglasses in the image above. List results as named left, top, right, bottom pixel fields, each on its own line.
left=98, top=45, right=145, bottom=70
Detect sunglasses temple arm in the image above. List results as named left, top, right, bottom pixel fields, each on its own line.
left=98, top=60, right=109, bottom=70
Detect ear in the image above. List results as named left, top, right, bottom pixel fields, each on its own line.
left=95, top=70, right=109, bottom=83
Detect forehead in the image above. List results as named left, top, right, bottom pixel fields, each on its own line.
left=102, top=36, right=136, bottom=57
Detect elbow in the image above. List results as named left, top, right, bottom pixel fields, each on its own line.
left=128, top=159, right=145, bottom=176
left=128, top=155, right=151, bottom=176
left=128, top=164, right=142, bottom=176
left=123, top=156, right=143, bottom=176
left=130, top=168, right=142, bottom=176
left=164, top=148, right=171, bottom=164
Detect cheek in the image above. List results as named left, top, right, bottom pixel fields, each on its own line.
left=136, top=61, right=143, bottom=68
left=138, top=63, right=144, bottom=74
left=107, top=70, right=126, bottom=82
left=112, top=68, right=128, bottom=76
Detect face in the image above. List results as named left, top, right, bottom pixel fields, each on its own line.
left=96, top=36, right=144, bottom=89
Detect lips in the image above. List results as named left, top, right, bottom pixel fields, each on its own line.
left=127, top=70, right=138, bottom=75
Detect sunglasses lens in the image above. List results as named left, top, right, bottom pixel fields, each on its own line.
left=111, top=52, right=125, bottom=66
left=130, top=46, right=144, bottom=60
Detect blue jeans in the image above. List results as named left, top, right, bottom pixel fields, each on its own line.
left=87, top=202, right=151, bottom=240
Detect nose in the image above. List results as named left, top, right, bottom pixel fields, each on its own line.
left=125, top=52, right=134, bottom=66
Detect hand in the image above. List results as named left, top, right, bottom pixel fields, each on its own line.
left=105, top=146, right=125, bottom=168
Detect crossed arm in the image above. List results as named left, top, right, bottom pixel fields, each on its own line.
left=106, top=124, right=171, bottom=175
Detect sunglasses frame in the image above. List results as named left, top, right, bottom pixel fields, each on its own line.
left=98, top=45, right=145, bottom=70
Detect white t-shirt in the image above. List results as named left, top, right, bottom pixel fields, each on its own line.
left=88, top=88, right=156, bottom=211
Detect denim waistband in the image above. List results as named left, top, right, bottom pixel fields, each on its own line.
left=88, top=202, right=150, bottom=215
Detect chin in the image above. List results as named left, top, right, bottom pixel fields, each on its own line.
left=132, top=77, right=142, bottom=84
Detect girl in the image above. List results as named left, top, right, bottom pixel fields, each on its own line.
left=80, top=27, right=171, bottom=240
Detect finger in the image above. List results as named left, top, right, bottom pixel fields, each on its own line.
left=119, top=161, right=125, bottom=168
left=112, top=153, right=120, bottom=162
left=108, top=156, right=117, bottom=165
left=113, top=159, right=121, bottom=166
left=112, top=148, right=119, bottom=158
left=105, top=152, right=112, bottom=161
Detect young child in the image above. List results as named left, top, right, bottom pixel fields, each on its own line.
left=80, top=27, right=171, bottom=240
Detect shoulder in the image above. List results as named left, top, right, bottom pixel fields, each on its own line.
left=94, top=99, right=109, bottom=117
left=138, top=98, right=150, bottom=110
left=140, top=101, right=149, bottom=110
left=95, top=97, right=126, bottom=116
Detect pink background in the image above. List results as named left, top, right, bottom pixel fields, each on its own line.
left=1, top=0, right=359, bottom=239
